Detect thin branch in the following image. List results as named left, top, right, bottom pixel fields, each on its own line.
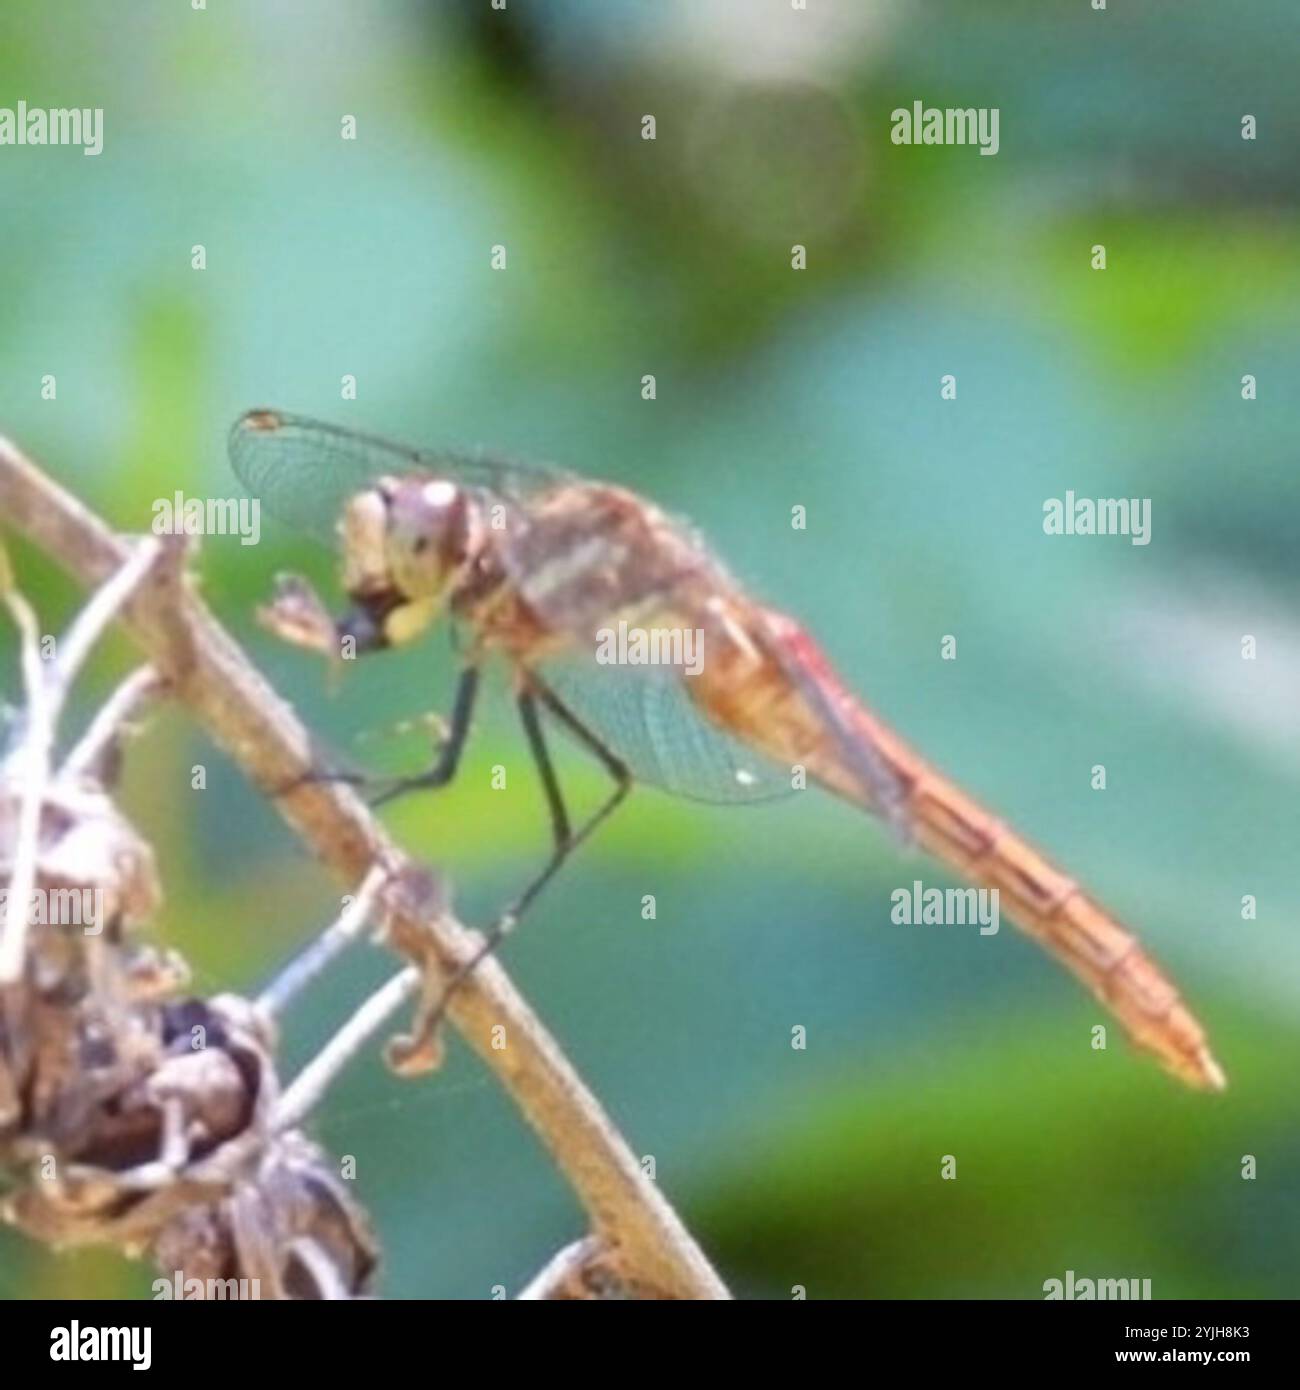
left=0, top=431, right=728, bottom=1300
left=0, top=539, right=165, bottom=982
left=0, top=574, right=50, bottom=984
left=62, top=663, right=166, bottom=781
left=274, top=966, right=421, bottom=1133
left=257, top=864, right=388, bottom=1019
left=49, top=536, right=165, bottom=691
left=518, top=1237, right=606, bottom=1300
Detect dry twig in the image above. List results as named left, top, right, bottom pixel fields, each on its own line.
left=0, top=429, right=727, bottom=1299
left=1, top=545, right=378, bottom=1296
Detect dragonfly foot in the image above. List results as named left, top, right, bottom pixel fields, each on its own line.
left=270, top=764, right=368, bottom=798
left=367, top=775, right=437, bottom=809
left=396, top=906, right=522, bottom=1063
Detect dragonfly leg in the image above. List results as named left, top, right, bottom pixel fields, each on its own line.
left=365, top=666, right=480, bottom=808
left=508, top=683, right=632, bottom=920
left=409, top=680, right=630, bottom=1042
left=275, top=667, right=479, bottom=803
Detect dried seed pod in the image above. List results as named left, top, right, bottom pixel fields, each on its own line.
left=152, top=1131, right=380, bottom=1300
left=0, top=778, right=162, bottom=1000
left=3, top=996, right=275, bottom=1250
left=0, top=774, right=169, bottom=1152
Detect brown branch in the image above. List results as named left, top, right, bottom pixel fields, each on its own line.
left=0, top=431, right=728, bottom=1300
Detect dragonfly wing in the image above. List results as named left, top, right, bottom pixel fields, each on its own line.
left=535, top=655, right=796, bottom=805
left=228, top=409, right=568, bottom=544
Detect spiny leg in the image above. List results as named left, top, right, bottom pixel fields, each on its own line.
left=368, top=664, right=480, bottom=807
left=413, top=679, right=631, bottom=1039
left=286, top=665, right=480, bottom=807
left=508, top=683, right=633, bottom=920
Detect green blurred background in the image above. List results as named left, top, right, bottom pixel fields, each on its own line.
left=1, top=0, right=1296, bottom=1299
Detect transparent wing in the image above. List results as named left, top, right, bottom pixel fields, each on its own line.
left=228, top=409, right=568, bottom=545
left=535, top=655, right=796, bottom=805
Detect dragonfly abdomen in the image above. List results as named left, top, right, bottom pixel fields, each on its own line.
left=900, top=763, right=1225, bottom=1091
left=724, top=614, right=1226, bottom=1092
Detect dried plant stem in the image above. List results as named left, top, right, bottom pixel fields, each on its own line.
left=1, top=538, right=164, bottom=982
left=0, top=432, right=728, bottom=1299
left=517, top=1237, right=606, bottom=1300
left=257, top=863, right=389, bottom=1019
left=62, top=663, right=165, bottom=781
left=0, top=578, right=49, bottom=985
left=274, top=966, right=421, bottom=1132
left=49, top=536, right=166, bottom=690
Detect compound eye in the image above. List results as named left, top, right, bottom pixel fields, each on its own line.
left=421, top=479, right=458, bottom=510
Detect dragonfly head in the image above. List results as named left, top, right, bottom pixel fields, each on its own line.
left=337, top=476, right=473, bottom=650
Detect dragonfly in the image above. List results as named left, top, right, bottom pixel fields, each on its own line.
left=229, top=408, right=1225, bottom=1093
